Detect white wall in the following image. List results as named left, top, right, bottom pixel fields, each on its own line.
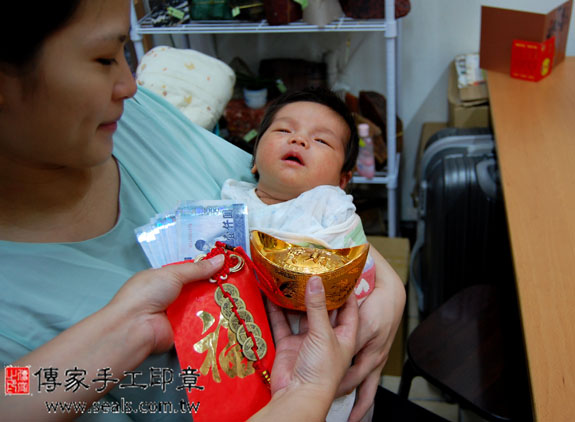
left=397, top=0, right=575, bottom=220
left=155, top=0, right=575, bottom=222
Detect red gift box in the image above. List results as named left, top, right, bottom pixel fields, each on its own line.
left=167, top=245, right=275, bottom=421
left=510, top=37, right=555, bottom=82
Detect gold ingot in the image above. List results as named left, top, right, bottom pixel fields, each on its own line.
left=250, top=231, right=369, bottom=311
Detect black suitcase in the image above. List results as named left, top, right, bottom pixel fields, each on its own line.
left=410, top=128, right=514, bottom=317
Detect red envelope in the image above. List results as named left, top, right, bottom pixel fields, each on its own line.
left=167, top=244, right=275, bottom=421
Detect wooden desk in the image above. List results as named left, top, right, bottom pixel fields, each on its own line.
left=487, top=57, right=575, bottom=421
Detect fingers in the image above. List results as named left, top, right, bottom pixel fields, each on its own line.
left=348, top=369, right=381, bottom=422
left=266, top=299, right=291, bottom=343
left=336, top=343, right=385, bottom=396
left=336, top=355, right=363, bottom=396
left=162, top=254, right=225, bottom=286
left=113, top=254, right=227, bottom=311
left=303, top=276, right=333, bottom=335
left=303, top=277, right=359, bottom=370
left=334, top=291, right=359, bottom=346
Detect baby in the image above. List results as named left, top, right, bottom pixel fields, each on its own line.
left=222, top=87, right=376, bottom=421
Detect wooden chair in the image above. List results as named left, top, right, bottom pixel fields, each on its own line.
left=398, top=284, right=533, bottom=421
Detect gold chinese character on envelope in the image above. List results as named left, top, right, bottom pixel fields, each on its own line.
left=167, top=246, right=275, bottom=422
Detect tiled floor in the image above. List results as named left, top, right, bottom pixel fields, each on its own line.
left=378, top=278, right=489, bottom=422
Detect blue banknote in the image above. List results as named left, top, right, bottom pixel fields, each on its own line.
left=135, top=200, right=249, bottom=268
left=175, top=200, right=249, bottom=261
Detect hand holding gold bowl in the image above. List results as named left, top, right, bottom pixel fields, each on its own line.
left=249, top=231, right=369, bottom=311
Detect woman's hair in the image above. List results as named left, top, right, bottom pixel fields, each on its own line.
left=1, top=1, right=82, bottom=70
left=252, top=87, right=359, bottom=175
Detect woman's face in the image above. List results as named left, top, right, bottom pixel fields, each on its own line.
left=0, top=0, right=136, bottom=170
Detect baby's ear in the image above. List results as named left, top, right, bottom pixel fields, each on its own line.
left=250, top=164, right=258, bottom=175
left=339, top=171, right=353, bottom=189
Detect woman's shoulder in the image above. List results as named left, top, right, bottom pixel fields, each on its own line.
left=113, top=88, right=255, bottom=212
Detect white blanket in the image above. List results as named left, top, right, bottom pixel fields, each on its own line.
left=221, top=179, right=367, bottom=248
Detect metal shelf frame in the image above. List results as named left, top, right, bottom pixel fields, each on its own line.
left=136, top=16, right=389, bottom=34
left=131, top=0, right=399, bottom=236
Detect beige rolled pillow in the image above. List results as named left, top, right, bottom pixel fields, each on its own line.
left=136, top=46, right=235, bottom=130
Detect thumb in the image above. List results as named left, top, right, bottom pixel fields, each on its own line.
left=304, top=276, right=332, bottom=334
left=162, top=254, right=225, bottom=287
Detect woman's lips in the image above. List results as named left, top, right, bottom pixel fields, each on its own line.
left=99, top=121, right=118, bottom=132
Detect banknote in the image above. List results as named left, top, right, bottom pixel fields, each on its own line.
left=135, top=200, right=249, bottom=268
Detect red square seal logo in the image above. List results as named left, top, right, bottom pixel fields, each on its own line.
left=4, top=366, right=30, bottom=395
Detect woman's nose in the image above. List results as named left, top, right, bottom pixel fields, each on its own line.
left=113, top=56, right=138, bottom=101
left=289, top=135, right=308, bottom=148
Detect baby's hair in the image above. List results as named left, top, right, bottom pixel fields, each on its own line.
left=251, top=87, right=359, bottom=175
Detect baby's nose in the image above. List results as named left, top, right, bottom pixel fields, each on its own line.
left=289, top=135, right=308, bottom=148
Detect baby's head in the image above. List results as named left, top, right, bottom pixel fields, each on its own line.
left=251, top=87, right=359, bottom=204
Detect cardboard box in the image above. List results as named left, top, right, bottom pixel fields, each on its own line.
left=448, top=63, right=491, bottom=129
left=366, top=236, right=410, bottom=376
left=454, top=53, right=489, bottom=102
left=480, top=0, right=572, bottom=74
left=459, top=82, right=489, bottom=103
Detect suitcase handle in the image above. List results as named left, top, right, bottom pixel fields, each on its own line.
left=476, top=158, right=499, bottom=200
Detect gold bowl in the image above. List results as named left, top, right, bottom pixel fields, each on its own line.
left=249, top=231, right=369, bottom=311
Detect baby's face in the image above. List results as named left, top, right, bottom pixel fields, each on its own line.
left=254, top=101, right=350, bottom=203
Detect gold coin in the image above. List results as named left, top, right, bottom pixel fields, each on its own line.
left=219, top=297, right=235, bottom=320
left=242, top=336, right=268, bottom=361
left=214, top=283, right=240, bottom=305
left=220, top=297, right=246, bottom=320
left=228, top=309, right=254, bottom=333
left=236, top=322, right=262, bottom=345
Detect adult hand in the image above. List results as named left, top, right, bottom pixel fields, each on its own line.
left=252, top=276, right=358, bottom=421
left=0, top=256, right=226, bottom=421
left=109, top=254, right=225, bottom=355
left=339, top=245, right=406, bottom=422
left=269, top=276, right=359, bottom=394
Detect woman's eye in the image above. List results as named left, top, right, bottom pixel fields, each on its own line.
left=97, top=58, right=118, bottom=66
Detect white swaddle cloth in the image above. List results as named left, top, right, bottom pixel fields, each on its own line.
left=221, top=179, right=366, bottom=248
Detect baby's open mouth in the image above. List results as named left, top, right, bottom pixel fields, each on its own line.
left=282, top=153, right=304, bottom=165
